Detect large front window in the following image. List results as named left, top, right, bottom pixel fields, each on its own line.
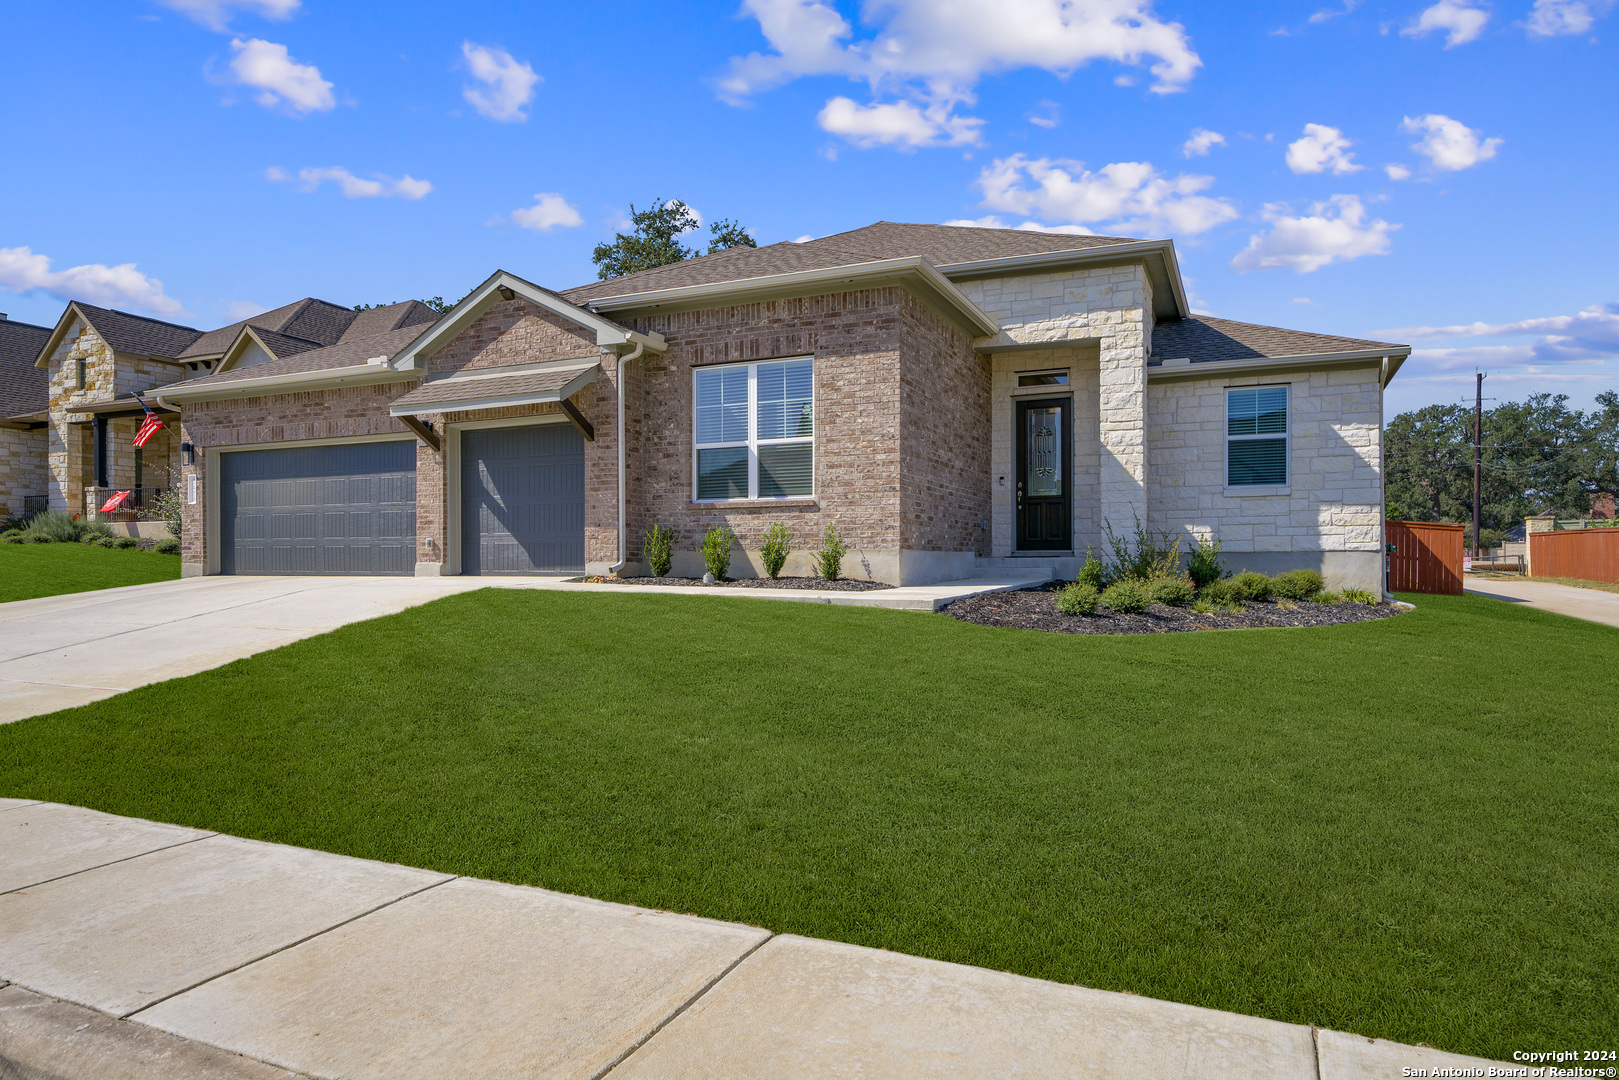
left=694, top=358, right=814, bottom=501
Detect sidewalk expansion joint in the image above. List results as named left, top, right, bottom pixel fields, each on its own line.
left=0, top=832, right=217, bottom=897
left=1311, top=1024, right=1323, bottom=1080
left=591, top=930, right=775, bottom=1080
left=120, top=874, right=460, bottom=1021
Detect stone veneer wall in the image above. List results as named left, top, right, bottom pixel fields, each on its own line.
left=43, top=316, right=183, bottom=515
left=1146, top=364, right=1384, bottom=588
left=958, top=265, right=1153, bottom=548
left=0, top=427, right=47, bottom=517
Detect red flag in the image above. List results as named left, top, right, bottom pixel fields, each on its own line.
left=100, top=491, right=132, bottom=513
left=132, top=411, right=164, bottom=448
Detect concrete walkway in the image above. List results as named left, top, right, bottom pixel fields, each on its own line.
left=0, top=573, right=1042, bottom=724
left=1464, top=575, right=1619, bottom=629
left=0, top=801, right=1511, bottom=1080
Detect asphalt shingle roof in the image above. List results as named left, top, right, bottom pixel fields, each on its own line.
left=178, top=298, right=357, bottom=359
left=178, top=322, right=434, bottom=389
left=73, top=304, right=203, bottom=359
left=560, top=221, right=1148, bottom=304
left=0, top=316, right=52, bottom=418
left=1151, top=315, right=1406, bottom=364
left=390, top=363, right=598, bottom=412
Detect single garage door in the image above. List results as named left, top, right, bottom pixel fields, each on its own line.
left=220, top=441, right=417, bottom=575
left=461, top=424, right=584, bottom=574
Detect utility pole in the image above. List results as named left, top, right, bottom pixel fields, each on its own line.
left=1473, top=371, right=1486, bottom=558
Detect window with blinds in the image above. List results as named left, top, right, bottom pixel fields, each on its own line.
left=1227, top=386, right=1288, bottom=486
left=694, top=358, right=814, bottom=501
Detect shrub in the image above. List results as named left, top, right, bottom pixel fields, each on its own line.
left=0, top=529, right=23, bottom=544
left=1311, top=591, right=1342, bottom=605
left=815, top=524, right=847, bottom=581
left=1076, top=547, right=1107, bottom=590
left=1102, top=512, right=1181, bottom=584
left=1186, top=533, right=1226, bottom=588
left=1199, top=578, right=1241, bottom=604
left=113, top=536, right=140, bottom=550
left=1478, top=527, right=1505, bottom=550
left=91, top=537, right=115, bottom=548
left=25, top=534, right=53, bottom=544
left=642, top=524, right=675, bottom=578
left=1100, top=578, right=1151, bottom=614
left=700, top=526, right=734, bottom=580
left=1229, top=570, right=1275, bottom=602
left=1148, top=575, right=1196, bottom=606
left=760, top=524, right=791, bottom=579
left=149, top=485, right=184, bottom=540
left=19, top=511, right=112, bottom=544
left=1271, top=569, right=1324, bottom=600
left=1056, top=582, right=1099, bottom=616
left=1341, top=586, right=1378, bottom=605
left=154, top=538, right=182, bottom=556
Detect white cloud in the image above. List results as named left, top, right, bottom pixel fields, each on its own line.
left=228, top=37, right=333, bottom=113
left=266, top=166, right=431, bottom=199
left=1182, top=128, right=1226, bottom=157
left=1401, top=0, right=1490, bottom=46
left=1230, top=195, right=1398, bottom=273
left=1291, top=297, right=1317, bottom=305
left=153, top=0, right=298, bottom=30
left=1028, top=100, right=1061, bottom=128
left=1386, top=163, right=1412, bottom=180
left=0, top=246, right=184, bottom=316
left=508, top=193, right=584, bottom=233
left=1527, top=0, right=1613, bottom=34
left=943, top=216, right=1097, bottom=235
left=816, top=96, right=983, bottom=148
left=971, top=154, right=1239, bottom=237
left=720, top=0, right=1200, bottom=150
left=1401, top=114, right=1502, bottom=170
left=223, top=300, right=265, bottom=321
left=1381, top=304, right=1619, bottom=363
left=461, top=42, right=540, bottom=123
left=1285, top=123, right=1362, bottom=174
left=793, top=234, right=816, bottom=243
left=1309, top=0, right=1361, bottom=23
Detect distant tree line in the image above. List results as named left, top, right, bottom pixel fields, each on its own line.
left=1384, top=391, right=1619, bottom=536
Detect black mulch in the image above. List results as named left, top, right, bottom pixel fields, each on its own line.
left=944, top=584, right=1403, bottom=634
left=571, top=575, right=895, bottom=592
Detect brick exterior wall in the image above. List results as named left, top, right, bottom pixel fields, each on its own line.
left=430, top=299, right=598, bottom=375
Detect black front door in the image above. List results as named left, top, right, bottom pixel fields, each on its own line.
left=1016, top=397, right=1072, bottom=551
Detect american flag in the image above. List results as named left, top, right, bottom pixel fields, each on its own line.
left=132, top=394, right=164, bottom=448
left=100, top=490, right=132, bottom=513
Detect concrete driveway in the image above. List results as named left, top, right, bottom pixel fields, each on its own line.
left=1464, top=576, right=1619, bottom=629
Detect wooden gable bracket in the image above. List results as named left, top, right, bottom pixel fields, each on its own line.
left=559, top=397, right=595, bottom=442
left=399, top=415, right=441, bottom=451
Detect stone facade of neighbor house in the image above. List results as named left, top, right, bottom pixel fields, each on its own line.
left=0, top=427, right=46, bottom=517
left=135, top=222, right=1411, bottom=592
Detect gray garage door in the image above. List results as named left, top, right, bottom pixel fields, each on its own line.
left=220, top=442, right=416, bottom=575
left=461, top=424, right=584, bottom=574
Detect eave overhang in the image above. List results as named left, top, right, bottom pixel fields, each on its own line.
left=938, top=238, right=1189, bottom=321
left=388, top=361, right=601, bottom=417
left=152, top=364, right=415, bottom=407
left=1147, top=347, right=1410, bottom=387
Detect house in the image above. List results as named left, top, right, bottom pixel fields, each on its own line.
left=27, top=297, right=437, bottom=525
left=0, top=313, right=54, bottom=517
left=146, top=221, right=1406, bottom=589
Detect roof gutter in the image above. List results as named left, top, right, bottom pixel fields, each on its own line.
left=152, top=363, right=413, bottom=407
left=1147, top=347, right=1412, bottom=383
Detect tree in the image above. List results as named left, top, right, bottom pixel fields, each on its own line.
left=592, top=200, right=755, bottom=280
left=353, top=296, right=453, bottom=314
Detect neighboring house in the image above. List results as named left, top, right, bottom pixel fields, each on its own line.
left=151, top=222, right=1409, bottom=590
left=29, top=298, right=437, bottom=522
left=0, top=313, right=53, bottom=517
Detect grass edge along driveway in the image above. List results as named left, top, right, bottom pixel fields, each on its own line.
left=0, top=543, right=180, bottom=604
left=0, top=589, right=1612, bottom=1061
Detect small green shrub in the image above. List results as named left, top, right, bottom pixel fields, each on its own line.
left=1271, top=569, right=1324, bottom=600
left=93, top=537, right=116, bottom=548
left=1199, top=578, right=1241, bottom=604
left=1191, top=596, right=1216, bottom=615
left=1186, top=532, right=1226, bottom=587
left=700, top=526, right=735, bottom=580
left=149, top=485, right=184, bottom=541
left=1148, top=575, right=1196, bottom=606
left=20, top=511, right=112, bottom=544
left=1311, top=591, right=1342, bottom=605
left=1056, top=582, right=1099, bottom=615
left=1102, top=512, right=1181, bottom=583
left=1229, top=570, right=1275, bottom=602
left=1076, top=548, right=1107, bottom=590
left=1100, top=578, right=1151, bottom=614
left=113, top=536, right=140, bottom=550
left=154, top=538, right=182, bottom=556
left=25, top=534, right=53, bottom=544
left=0, top=530, right=23, bottom=544
left=760, top=523, right=791, bottom=579
left=642, top=524, right=675, bottom=578
left=815, top=524, right=847, bottom=581
left=1341, top=586, right=1378, bottom=605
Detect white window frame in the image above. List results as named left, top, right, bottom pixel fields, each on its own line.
left=1225, top=384, right=1290, bottom=490
left=692, top=357, right=815, bottom=503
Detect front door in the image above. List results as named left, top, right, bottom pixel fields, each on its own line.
left=1015, top=397, right=1071, bottom=551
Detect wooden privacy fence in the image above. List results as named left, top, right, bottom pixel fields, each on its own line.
left=1530, top=528, right=1619, bottom=583
left=1386, top=520, right=1464, bottom=595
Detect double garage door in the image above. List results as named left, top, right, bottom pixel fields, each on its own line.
left=219, top=425, right=583, bottom=576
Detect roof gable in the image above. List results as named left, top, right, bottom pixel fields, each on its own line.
left=177, top=297, right=357, bottom=359
left=33, top=303, right=203, bottom=368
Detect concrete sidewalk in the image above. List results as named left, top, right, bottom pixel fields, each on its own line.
left=0, top=573, right=1041, bottom=724
left=1464, top=575, right=1619, bottom=629
left=0, top=800, right=1512, bottom=1079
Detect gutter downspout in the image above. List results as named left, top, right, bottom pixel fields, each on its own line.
left=608, top=340, right=645, bottom=575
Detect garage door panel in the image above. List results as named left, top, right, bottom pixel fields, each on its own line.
left=462, top=425, right=584, bottom=575
left=221, top=441, right=416, bottom=576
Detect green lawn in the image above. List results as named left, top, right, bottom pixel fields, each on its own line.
left=0, top=542, right=181, bottom=604
left=0, top=590, right=1612, bottom=1059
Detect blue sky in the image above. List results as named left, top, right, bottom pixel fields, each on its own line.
left=2, top=0, right=1616, bottom=416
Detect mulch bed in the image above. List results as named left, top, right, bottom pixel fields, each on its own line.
left=571, top=575, right=895, bottom=592
left=944, top=583, right=1403, bottom=634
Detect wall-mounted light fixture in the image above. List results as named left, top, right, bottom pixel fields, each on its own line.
left=181, top=442, right=195, bottom=466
